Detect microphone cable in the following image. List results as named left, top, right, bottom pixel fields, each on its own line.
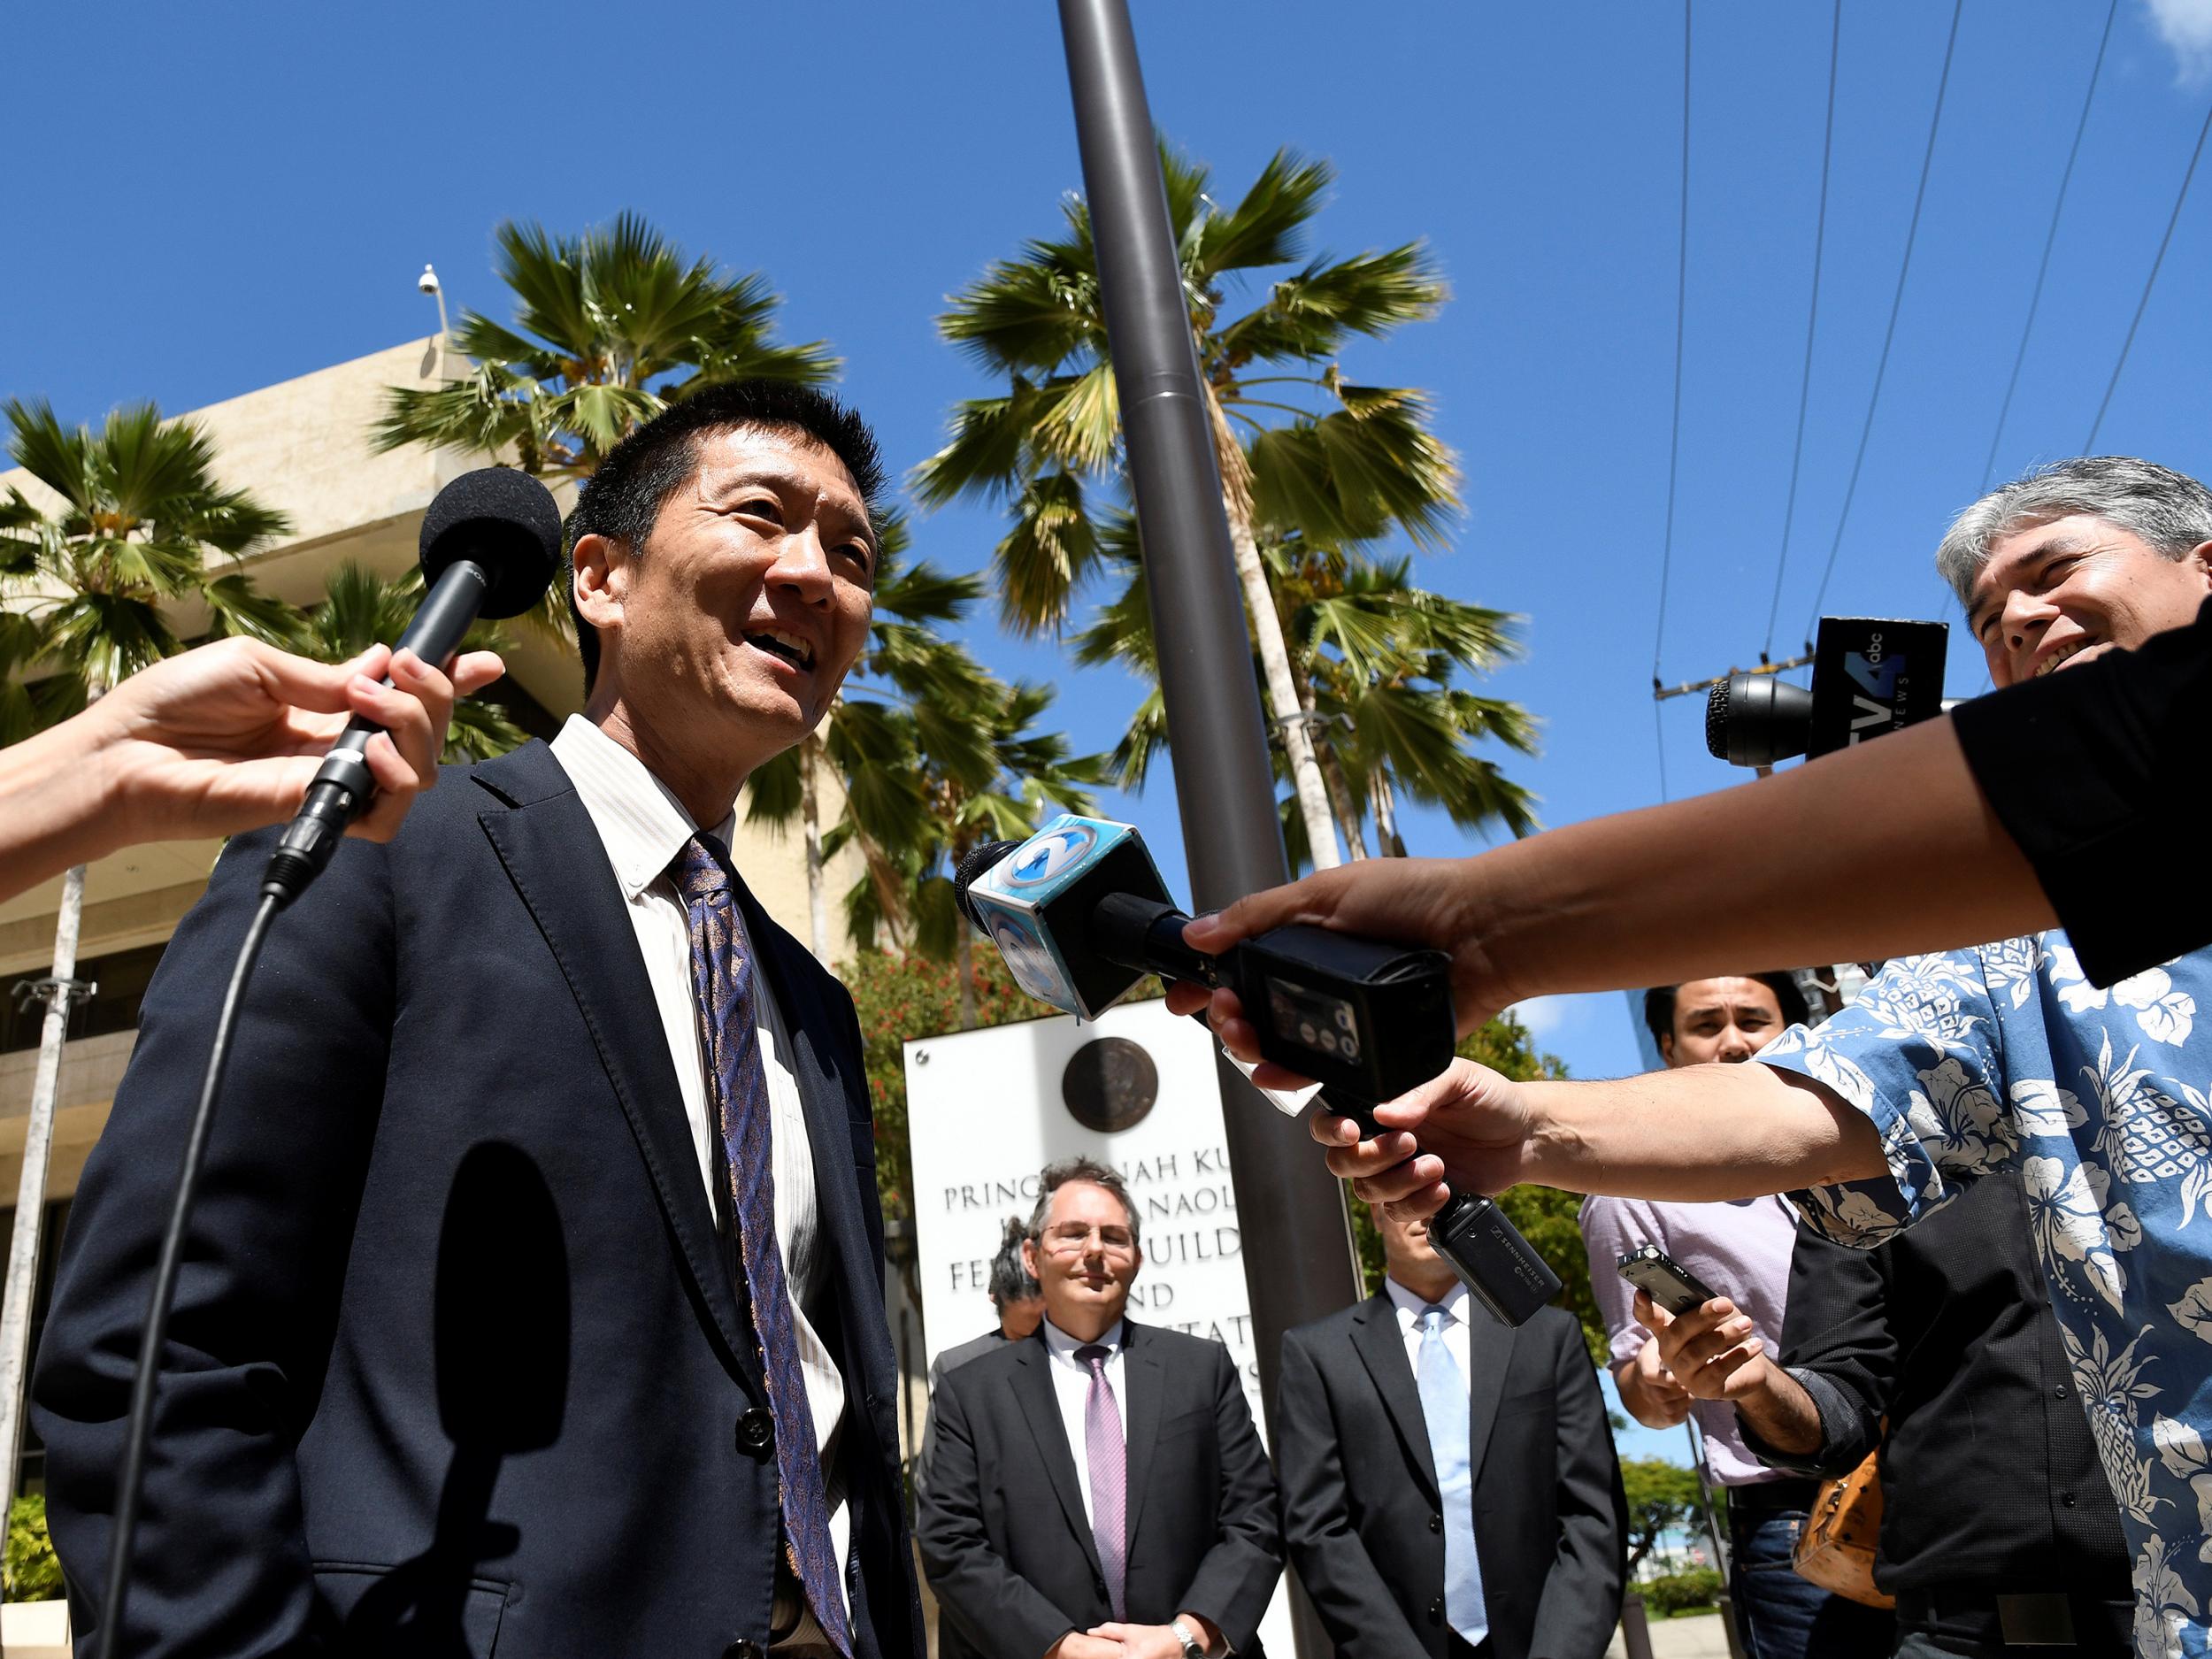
left=92, top=889, right=280, bottom=1659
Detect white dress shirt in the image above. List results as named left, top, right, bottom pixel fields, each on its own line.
left=1385, top=1276, right=1472, bottom=1394
left=1041, top=1316, right=1128, bottom=1525
left=550, top=716, right=849, bottom=1602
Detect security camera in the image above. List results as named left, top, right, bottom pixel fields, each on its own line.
left=418, top=264, right=441, bottom=296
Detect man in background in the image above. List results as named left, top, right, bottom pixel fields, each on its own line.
left=1580, top=972, right=1894, bottom=1658
left=1277, top=1202, right=1624, bottom=1659
left=931, top=1218, right=1048, bottom=1394
left=918, top=1157, right=1279, bottom=1659
left=921, top=1219, right=1048, bottom=1659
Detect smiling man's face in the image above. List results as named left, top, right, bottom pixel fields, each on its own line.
left=580, top=423, right=876, bottom=785
left=1967, top=511, right=2212, bottom=687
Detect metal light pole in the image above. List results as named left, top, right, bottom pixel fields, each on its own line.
left=1055, top=0, right=1364, bottom=1422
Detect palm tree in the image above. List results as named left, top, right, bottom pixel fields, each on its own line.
left=374, top=212, right=837, bottom=481
left=917, top=147, right=1459, bottom=871
left=1073, top=518, right=1535, bottom=866
left=813, top=675, right=1106, bottom=1028
left=0, top=396, right=297, bottom=1503
left=302, top=560, right=527, bottom=762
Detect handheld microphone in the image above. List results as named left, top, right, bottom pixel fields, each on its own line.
left=955, top=816, right=1563, bottom=1326
left=261, top=468, right=562, bottom=906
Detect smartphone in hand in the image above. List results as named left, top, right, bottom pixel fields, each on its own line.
left=1617, top=1244, right=1720, bottom=1318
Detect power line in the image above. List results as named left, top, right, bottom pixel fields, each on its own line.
left=1980, top=0, right=2116, bottom=493
left=1762, top=0, right=1842, bottom=663
left=1802, top=0, right=1964, bottom=638
left=1652, top=0, right=1691, bottom=802
left=2085, top=96, right=2212, bottom=452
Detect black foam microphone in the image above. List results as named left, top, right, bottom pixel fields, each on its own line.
left=955, top=817, right=1563, bottom=1326
left=261, top=468, right=562, bottom=906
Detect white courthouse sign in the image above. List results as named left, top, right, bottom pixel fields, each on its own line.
left=904, top=996, right=1294, bottom=1651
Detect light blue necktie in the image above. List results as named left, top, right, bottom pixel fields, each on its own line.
left=1417, top=1305, right=1487, bottom=1646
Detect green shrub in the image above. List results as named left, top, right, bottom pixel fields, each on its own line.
left=5, top=1494, right=63, bottom=1602
left=1640, top=1566, right=1724, bottom=1617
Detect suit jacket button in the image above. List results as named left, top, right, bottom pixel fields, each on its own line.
left=1428, top=1512, right=1443, bottom=1533
left=1427, top=1598, right=1444, bottom=1624
left=724, top=1642, right=765, bottom=1659
left=1094, top=1578, right=1109, bottom=1599
left=736, top=1408, right=774, bottom=1455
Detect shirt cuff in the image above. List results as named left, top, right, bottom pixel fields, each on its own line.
left=1755, top=1037, right=1942, bottom=1248
left=1735, top=1367, right=1877, bottom=1479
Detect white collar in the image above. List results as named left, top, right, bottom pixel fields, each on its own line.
left=550, top=715, right=738, bottom=898
left=1384, top=1275, right=1470, bottom=1332
left=1042, top=1316, right=1128, bottom=1363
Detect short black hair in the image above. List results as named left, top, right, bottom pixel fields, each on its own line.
left=1642, top=972, right=1810, bottom=1048
left=564, top=380, right=887, bottom=694
left=987, top=1217, right=1042, bottom=1309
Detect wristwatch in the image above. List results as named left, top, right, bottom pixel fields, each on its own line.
left=1171, top=1619, right=1206, bottom=1659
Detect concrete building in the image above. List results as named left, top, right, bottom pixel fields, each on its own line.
left=0, top=339, right=895, bottom=1493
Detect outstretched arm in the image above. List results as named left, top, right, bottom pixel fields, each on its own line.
left=0, top=636, right=502, bottom=902
left=1169, top=710, right=2039, bottom=1051
left=1308, top=1056, right=1885, bottom=1220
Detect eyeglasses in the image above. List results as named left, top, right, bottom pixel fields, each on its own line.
left=1038, top=1223, right=1137, bottom=1259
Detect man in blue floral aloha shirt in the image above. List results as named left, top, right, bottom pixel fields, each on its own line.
left=1763, top=940, right=2210, bottom=1657
left=1301, top=458, right=2212, bottom=1659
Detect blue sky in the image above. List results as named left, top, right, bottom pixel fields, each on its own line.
left=9, top=4, right=2212, bottom=1404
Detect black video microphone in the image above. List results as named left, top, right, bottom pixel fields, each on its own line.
left=953, top=816, right=1562, bottom=1327
left=261, top=467, right=562, bottom=907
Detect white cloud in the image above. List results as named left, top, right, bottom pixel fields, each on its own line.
left=2147, top=0, right=2212, bottom=82
left=1503, top=995, right=1573, bottom=1038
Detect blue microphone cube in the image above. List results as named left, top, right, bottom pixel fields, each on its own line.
left=962, top=815, right=1169, bottom=1021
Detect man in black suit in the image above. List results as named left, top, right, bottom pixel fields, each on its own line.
left=1277, top=1202, right=1624, bottom=1659
left=918, top=1157, right=1279, bottom=1659
left=32, top=384, right=923, bottom=1659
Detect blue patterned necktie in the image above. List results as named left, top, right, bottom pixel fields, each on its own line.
left=673, top=833, right=850, bottom=1658
left=1416, top=1305, right=1487, bottom=1647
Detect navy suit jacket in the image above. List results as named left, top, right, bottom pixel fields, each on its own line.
left=916, top=1321, right=1280, bottom=1659
left=1276, top=1297, right=1625, bottom=1659
left=32, top=741, right=924, bottom=1659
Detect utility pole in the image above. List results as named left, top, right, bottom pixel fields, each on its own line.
left=1055, top=0, right=1364, bottom=1508
left=1057, top=12, right=1363, bottom=1653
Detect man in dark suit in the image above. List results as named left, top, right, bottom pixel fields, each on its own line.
left=918, top=1157, right=1279, bottom=1659
left=32, top=383, right=923, bottom=1659
left=927, top=1217, right=1048, bottom=1408
left=1277, top=1202, right=1625, bottom=1659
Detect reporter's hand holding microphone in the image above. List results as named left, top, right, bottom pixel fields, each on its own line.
left=0, top=634, right=503, bottom=903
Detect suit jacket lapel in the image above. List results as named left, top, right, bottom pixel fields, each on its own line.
left=1351, top=1294, right=1440, bottom=1504
left=1464, top=1308, right=1516, bottom=1484
left=1118, top=1321, right=1164, bottom=1542
left=471, top=744, right=765, bottom=1402
left=1011, top=1333, right=1106, bottom=1581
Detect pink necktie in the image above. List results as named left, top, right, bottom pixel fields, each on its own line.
left=1077, top=1343, right=1127, bottom=1620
